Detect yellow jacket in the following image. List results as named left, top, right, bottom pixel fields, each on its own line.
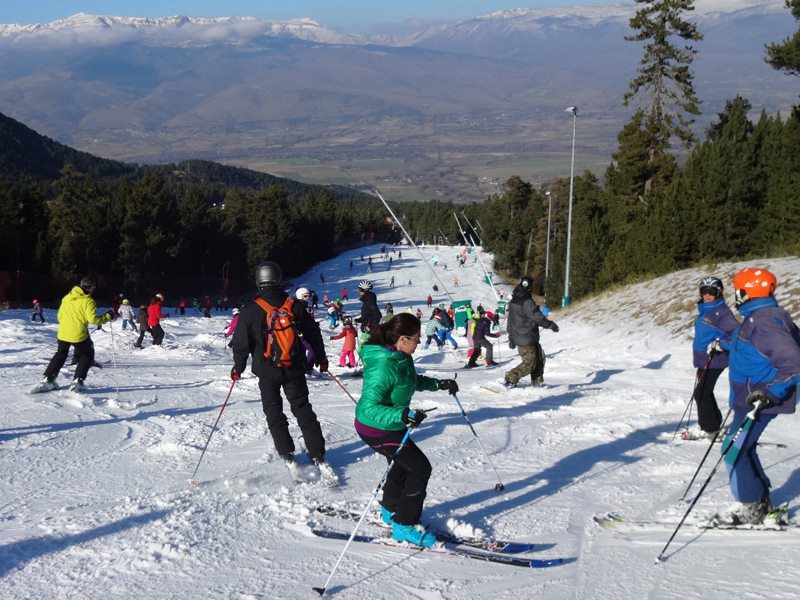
left=56, top=286, right=112, bottom=343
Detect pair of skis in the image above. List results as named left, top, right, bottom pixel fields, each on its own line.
left=313, top=505, right=566, bottom=569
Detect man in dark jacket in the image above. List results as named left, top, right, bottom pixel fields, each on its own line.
left=230, top=261, right=336, bottom=484
left=357, top=280, right=382, bottom=332
left=504, top=276, right=559, bottom=389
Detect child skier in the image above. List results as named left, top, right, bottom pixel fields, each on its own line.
left=119, top=299, right=136, bottom=330
left=330, top=316, right=358, bottom=367
left=31, top=299, right=45, bottom=323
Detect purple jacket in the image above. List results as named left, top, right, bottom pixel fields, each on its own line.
left=723, top=297, right=800, bottom=415
left=692, top=298, right=738, bottom=369
left=471, top=316, right=495, bottom=341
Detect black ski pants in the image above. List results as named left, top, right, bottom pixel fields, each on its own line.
left=44, top=338, right=94, bottom=381
left=151, top=324, right=165, bottom=345
left=694, top=367, right=724, bottom=432
left=257, top=369, right=325, bottom=460
left=358, top=429, right=431, bottom=526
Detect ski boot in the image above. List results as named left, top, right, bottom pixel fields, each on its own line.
left=391, top=522, right=437, bottom=548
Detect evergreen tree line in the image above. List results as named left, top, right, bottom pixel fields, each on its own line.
left=0, top=163, right=394, bottom=301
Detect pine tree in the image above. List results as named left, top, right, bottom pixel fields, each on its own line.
left=624, top=0, right=703, bottom=147
left=766, top=0, right=800, bottom=115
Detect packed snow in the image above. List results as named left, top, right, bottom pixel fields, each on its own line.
left=1, top=245, right=798, bottom=599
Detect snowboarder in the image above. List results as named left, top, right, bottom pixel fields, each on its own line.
left=354, top=313, right=459, bottom=547
left=687, top=276, right=738, bottom=439
left=231, top=261, right=334, bottom=483
left=713, top=268, right=800, bottom=526
left=503, top=276, right=559, bottom=388
left=330, top=316, right=358, bottom=367
left=36, top=276, right=113, bottom=392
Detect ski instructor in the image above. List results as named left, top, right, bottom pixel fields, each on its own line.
left=230, top=261, right=336, bottom=484
left=503, top=275, right=559, bottom=389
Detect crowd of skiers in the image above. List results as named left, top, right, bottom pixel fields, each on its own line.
left=26, top=252, right=800, bottom=540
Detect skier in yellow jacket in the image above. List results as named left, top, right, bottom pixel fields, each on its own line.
left=37, top=276, right=114, bottom=392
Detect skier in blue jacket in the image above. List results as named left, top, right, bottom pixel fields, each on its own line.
left=714, top=268, right=800, bottom=525
left=687, top=276, right=739, bottom=439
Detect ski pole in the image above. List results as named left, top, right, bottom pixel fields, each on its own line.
left=189, top=378, right=237, bottom=483
left=656, top=399, right=764, bottom=563
left=107, top=319, right=121, bottom=398
left=12, top=338, right=58, bottom=369
left=326, top=370, right=358, bottom=405
left=671, top=353, right=714, bottom=441
left=313, top=426, right=414, bottom=596
left=451, top=389, right=506, bottom=492
left=678, top=408, right=731, bottom=502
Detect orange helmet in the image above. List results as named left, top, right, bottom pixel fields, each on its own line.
left=732, top=268, right=777, bottom=307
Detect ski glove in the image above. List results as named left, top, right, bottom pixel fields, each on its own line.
left=746, top=391, right=773, bottom=413
left=437, top=379, right=459, bottom=395
left=401, top=408, right=427, bottom=427
left=509, top=341, right=516, bottom=350
left=316, top=360, right=329, bottom=373
left=550, top=322, right=559, bottom=333
left=230, top=367, right=241, bottom=381
left=706, top=339, right=722, bottom=356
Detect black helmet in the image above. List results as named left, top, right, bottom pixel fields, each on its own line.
left=80, top=275, right=97, bottom=292
left=255, top=261, right=282, bottom=290
left=519, top=276, right=534, bottom=291
left=343, top=316, right=353, bottom=326
left=699, top=276, right=723, bottom=297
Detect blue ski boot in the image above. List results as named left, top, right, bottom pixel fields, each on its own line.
left=391, top=522, right=437, bottom=548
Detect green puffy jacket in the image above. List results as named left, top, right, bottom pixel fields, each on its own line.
left=56, top=286, right=112, bottom=343
left=355, top=343, right=439, bottom=431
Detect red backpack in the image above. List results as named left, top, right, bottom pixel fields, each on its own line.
left=254, top=296, right=301, bottom=367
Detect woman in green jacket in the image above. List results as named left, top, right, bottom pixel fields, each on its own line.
left=355, top=313, right=458, bottom=547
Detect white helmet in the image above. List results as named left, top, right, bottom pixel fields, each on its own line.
left=358, top=280, right=373, bottom=291
left=295, top=287, right=311, bottom=300
left=232, top=308, right=240, bottom=316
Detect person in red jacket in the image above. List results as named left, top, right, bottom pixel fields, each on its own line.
left=148, top=293, right=169, bottom=345
left=341, top=287, right=349, bottom=302
left=330, top=316, right=358, bottom=367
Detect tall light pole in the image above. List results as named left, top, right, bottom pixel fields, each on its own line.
left=563, top=106, right=578, bottom=308
left=544, top=191, right=553, bottom=279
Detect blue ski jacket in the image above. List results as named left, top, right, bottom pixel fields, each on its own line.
left=692, top=298, right=738, bottom=369
left=722, top=297, right=800, bottom=415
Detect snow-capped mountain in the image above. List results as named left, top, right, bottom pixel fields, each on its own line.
left=0, top=13, right=364, bottom=46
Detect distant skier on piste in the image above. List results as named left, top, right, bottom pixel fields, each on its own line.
left=35, top=276, right=113, bottom=393
left=687, top=276, right=738, bottom=440
left=330, top=316, right=358, bottom=368
left=356, top=280, right=381, bottom=333
left=503, top=276, right=558, bottom=389
left=711, top=267, right=800, bottom=527
left=148, top=293, right=169, bottom=346
left=354, top=313, right=459, bottom=547
left=230, top=261, right=336, bottom=485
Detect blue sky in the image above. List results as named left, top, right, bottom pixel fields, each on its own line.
left=0, top=1, right=614, bottom=27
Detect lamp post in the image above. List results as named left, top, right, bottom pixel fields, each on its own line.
left=563, top=106, right=578, bottom=308
left=545, top=191, right=553, bottom=279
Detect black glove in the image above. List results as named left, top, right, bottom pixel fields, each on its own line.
left=329, top=336, right=335, bottom=340
left=746, top=391, right=772, bottom=412
left=401, top=407, right=427, bottom=427
left=509, top=341, right=516, bottom=350
left=317, top=360, right=329, bottom=373
left=437, top=379, right=459, bottom=395
left=550, top=322, right=559, bottom=333
left=230, top=366, right=241, bottom=381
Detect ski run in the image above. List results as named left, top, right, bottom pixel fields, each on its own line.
left=1, top=246, right=799, bottom=599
